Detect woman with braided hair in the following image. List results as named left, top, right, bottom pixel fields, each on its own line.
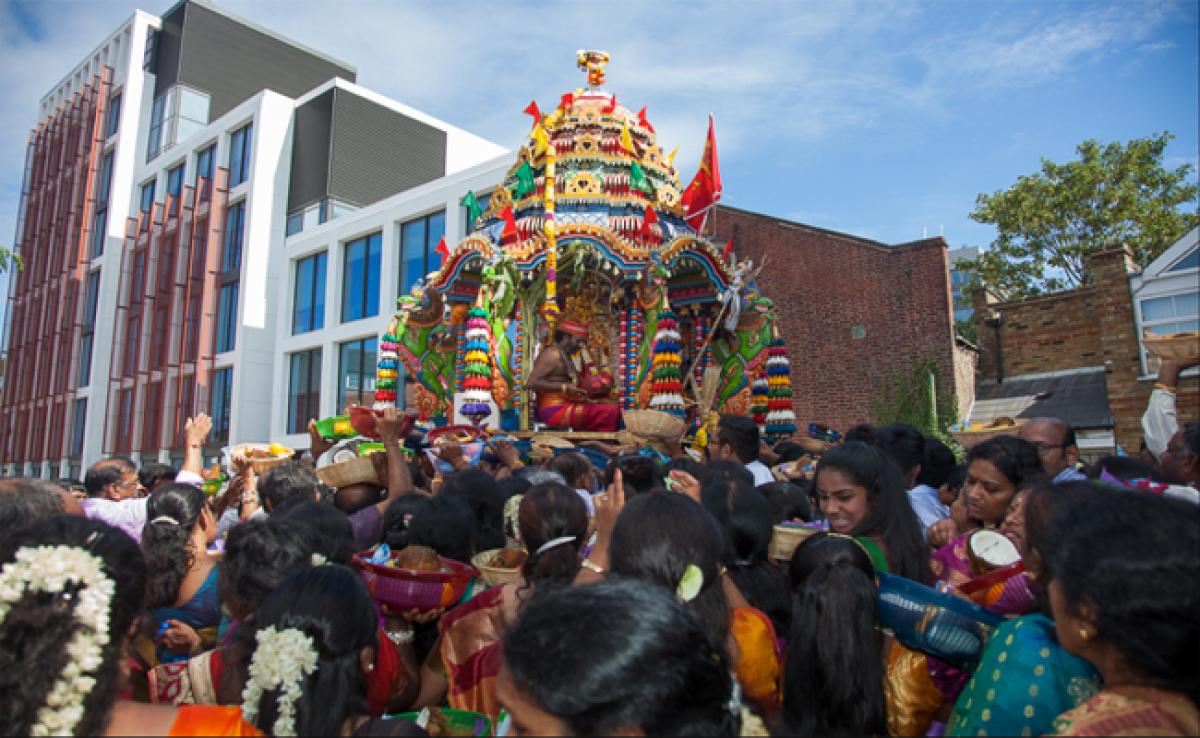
left=142, top=483, right=222, bottom=664
left=0, top=516, right=257, bottom=736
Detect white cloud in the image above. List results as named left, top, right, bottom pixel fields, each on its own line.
left=0, top=0, right=1189, bottom=256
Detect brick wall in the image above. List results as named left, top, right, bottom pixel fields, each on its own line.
left=970, top=246, right=1199, bottom=450
left=712, top=205, right=960, bottom=433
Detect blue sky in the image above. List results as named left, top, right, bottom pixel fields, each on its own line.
left=0, top=0, right=1196, bottom=269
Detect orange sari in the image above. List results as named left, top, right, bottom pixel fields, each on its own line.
left=438, top=584, right=512, bottom=720
left=168, top=705, right=261, bottom=736
left=731, top=606, right=782, bottom=714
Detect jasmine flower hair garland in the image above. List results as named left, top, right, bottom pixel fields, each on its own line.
left=242, top=626, right=320, bottom=736
left=0, top=545, right=116, bottom=737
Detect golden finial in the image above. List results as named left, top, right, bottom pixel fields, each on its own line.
left=576, top=50, right=610, bottom=88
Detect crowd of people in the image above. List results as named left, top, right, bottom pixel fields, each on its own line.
left=0, top=357, right=1197, bottom=737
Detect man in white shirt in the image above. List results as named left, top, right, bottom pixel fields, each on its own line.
left=706, top=414, right=774, bottom=486
left=879, top=423, right=950, bottom=536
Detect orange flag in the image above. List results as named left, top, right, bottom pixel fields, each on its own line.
left=680, top=114, right=722, bottom=233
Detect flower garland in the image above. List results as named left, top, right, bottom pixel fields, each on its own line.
left=765, top=338, right=797, bottom=440
left=648, top=302, right=685, bottom=416
left=241, top=626, right=320, bottom=737
left=460, top=303, right=494, bottom=425
left=0, top=545, right=115, bottom=737
left=750, top=367, right=769, bottom=434
left=374, top=316, right=401, bottom=409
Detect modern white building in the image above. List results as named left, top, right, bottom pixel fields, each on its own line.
left=1, top=0, right=507, bottom=476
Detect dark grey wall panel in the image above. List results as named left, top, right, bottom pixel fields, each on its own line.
left=288, top=89, right=334, bottom=212
left=328, top=89, right=446, bottom=207
left=152, top=3, right=186, bottom=96
left=176, top=2, right=355, bottom=120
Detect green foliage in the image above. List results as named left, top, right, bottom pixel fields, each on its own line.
left=0, top=246, right=23, bottom=273
left=871, top=356, right=962, bottom=456
left=965, top=132, right=1198, bottom=300
left=955, top=318, right=977, bottom=344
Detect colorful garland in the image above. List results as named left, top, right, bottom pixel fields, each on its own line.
left=374, top=317, right=401, bottom=408
left=750, top=367, right=769, bottom=434
left=765, top=338, right=797, bottom=440
left=460, top=304, right=495, bottom=424
left=648, top=303, right=685, bottom=416
left=542, top=130, right=559, bottom=327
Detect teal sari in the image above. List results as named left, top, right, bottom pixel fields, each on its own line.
left=946, top=614, right=1099, bottom=737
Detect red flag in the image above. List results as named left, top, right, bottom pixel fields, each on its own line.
left=722, top=237, right=734, bottom=260
left=434, top=236, right=450, bottom=261
left=680, top=114, right=723, bottom=233
left=640, top=206, right=660, bottom=242
left=602, top=95, right=619, bottom=114
left=559, top=92, right=576, bottom=111
left=499, top=206, right=519, bottom=242
left=523, top=100, right=541, bottom=124
left=637, top=106, right=655, bottom=133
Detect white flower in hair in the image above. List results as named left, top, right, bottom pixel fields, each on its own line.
left=242, top=626, right=320, bottom=737
left=0, top=545, right=115, bottom=737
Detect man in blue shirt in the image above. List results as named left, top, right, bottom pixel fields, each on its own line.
left=1018, top=417, right=1086, bottom=483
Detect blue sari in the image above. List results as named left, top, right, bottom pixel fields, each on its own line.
left=947, top=614, right=1099, bottom=737
left=150, top=565, right=222, bottom=665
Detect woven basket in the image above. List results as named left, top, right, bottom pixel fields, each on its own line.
left=232, top=443, right=292, bottom=475
left=768, top=523, right=821, bottom=562
left=1144, top=331, right=1200, bottom=362
left=623, top=409, right=686, bottom=440
left=317, top=455, right=379, bottom=488
left=470, top=548, right=527, bottom=587
left=354, top=553, right=477, bottom=611
left=951, top=419, right=1025, bottom=450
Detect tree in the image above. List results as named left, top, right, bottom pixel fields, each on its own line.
left=965, top=132, right=1197, bottom=300
left=0, top=246, right=21, bottom=274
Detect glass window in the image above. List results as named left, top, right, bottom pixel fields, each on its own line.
left=464, top=191, right=492, bottom=235
left=338, top=337, right=378, bottom=409
left=1139, top=290, right=1200, bottom=373
left=342, top=232, right=381, bottom=322
left=139, top=180, right=155, bottom=213
left=70, top=399, right=87, bottom=457
left=1167, top=249, right=1199, bottom=273
left=168, top=164, right=186, bottom=199
left=222, top=201, right=245, bottom=273
left=228, top=123, right=253, bottom=187
left=399, top=211, right=446, bottom=297
left=91, top=152, right=113, bottom=258
left=286, top=211, right=303, bottom=236
left=215, top=282, right=239, bottom=354
left=211, top=367, right=232, bottom=444
left=287, top=349, right=322, bottom=434
left=196, top=144, right=214, bottom=182
left=147, top=92, right=167, bottom=159
left=105, top=92, right=122, bottom=139
left=292, top=252, right=327, bottom=335
left=78, top=270, right=100, bottom=387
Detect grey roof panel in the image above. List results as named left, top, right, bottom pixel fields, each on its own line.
left=971, top=368, right=1113, bottom=429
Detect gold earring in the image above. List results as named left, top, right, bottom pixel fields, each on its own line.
left=1079, top=629, right=1089, bottom=641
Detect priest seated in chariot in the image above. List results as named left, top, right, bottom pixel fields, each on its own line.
left=526, top=319, right=620, bottom=432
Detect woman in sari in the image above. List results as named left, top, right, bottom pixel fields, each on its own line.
left=426, top=480, right=588, bottom=719
left=947, top=481, right=1101, bottom=737
left=1, top=517, right=259, bottom=737
left=142, top=484, right=222, bottom=665
left=929, top=436, right=1043, bottom=592
left=606, top=491, right=783, bottom=714
left=1048, top=487, right=1199, bottom=736
left=812, top=441, right=931, bottom=583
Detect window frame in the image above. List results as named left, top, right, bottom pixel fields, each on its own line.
left=292, top=252, right=327, bottom=335
left=287, top=348, right=322, bottom=434
left=398, top=210, right=446, bottom=298
left=341, top=231, right=382, bottom=323
left=210, top=367, right=233, bottom=444
left=228, top=123, right=253, bottom=188
left=338, top=336, right=378, bottom=409
left=1136, top=289, right=1200, bottom=376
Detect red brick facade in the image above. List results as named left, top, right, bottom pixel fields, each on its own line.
left=711, top=205, right=963, bottom=433
left=971, top=246, right=1199, bottom=450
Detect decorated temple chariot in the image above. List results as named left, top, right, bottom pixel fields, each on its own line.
left=372, top=52, right=797, bottom=442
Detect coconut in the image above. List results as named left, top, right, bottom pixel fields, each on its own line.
left=967, top=529, right=1021, bottom=575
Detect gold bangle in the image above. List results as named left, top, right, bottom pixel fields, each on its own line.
left=581, top=558, right=605, bottom=575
